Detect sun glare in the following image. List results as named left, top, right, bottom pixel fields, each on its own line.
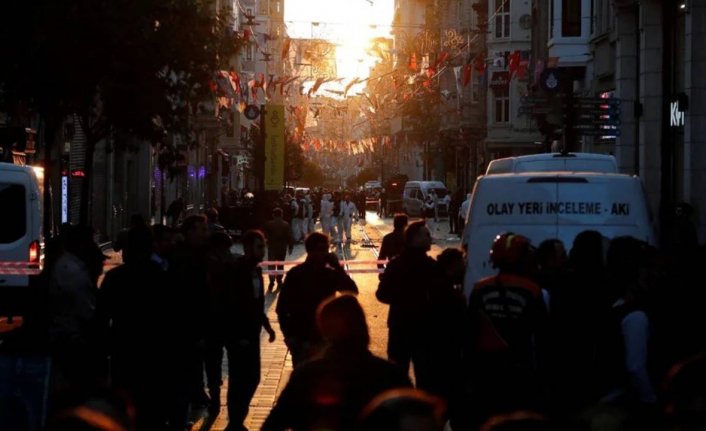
left=285, top=0, right=393, bottom=81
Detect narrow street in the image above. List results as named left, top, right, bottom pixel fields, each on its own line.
left=185, top=212, right=462, bottom=431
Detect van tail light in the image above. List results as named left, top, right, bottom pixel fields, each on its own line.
left=29, top=241, right=40, bottom=264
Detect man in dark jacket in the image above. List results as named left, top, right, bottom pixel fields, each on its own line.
left=376, top=221, right=444, bottom=389
left=377, top=214, right=408, bottom=271
left=276, top=232, right=358, bottom=366
left=263, top=295, right=411, bottom=431
left=263, top=208, right=294, bottom=291
left=221, top=230, right=276, bottom=431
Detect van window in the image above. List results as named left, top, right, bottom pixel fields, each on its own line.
left=0, top=183, right=26, bottom=243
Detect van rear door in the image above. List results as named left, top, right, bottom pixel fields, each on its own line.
left=555, top=175, right=654, bottom=246
left=0, top=169, right=32, bottom=300
left=463, top=175, right=560, bottom=296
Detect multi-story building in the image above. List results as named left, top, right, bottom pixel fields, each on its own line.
left=437, top=0, right=487, bottom=193
left=484, top=0, right=541, bottom=162
left=531, top=0, right=706, bottom=243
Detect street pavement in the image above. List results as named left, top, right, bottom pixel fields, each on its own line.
left=100, top=213, right=463, bottom=431
left=187, top=213, right=462, bottom=431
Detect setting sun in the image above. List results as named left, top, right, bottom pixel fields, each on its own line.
left=285, top=0, right=394, bottom=80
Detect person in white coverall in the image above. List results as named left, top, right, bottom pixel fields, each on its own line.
left=320, top=193, right=334, bottom=237
left=339, top=194, right=358, bottom=244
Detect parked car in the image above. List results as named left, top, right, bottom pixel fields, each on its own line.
left=402, top=181, right=448, bottom=216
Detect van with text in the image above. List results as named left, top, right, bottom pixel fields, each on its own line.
left=461, top=171, right=655, bottom=298
left=0, top=163, right=43, bottom=318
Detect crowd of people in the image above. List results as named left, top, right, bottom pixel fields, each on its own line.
left=3, top=194, right=706, bottom=431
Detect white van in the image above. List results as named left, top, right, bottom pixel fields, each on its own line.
left=461, top=172, right=655, bottom=298
left=402, top=181, right=448, bottom=216
left=485, top=152, right=618, bottom=175
left=0, top=163, right=43, bottom=314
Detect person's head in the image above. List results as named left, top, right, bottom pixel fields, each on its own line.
left=205, top=207, right=219, bottom=224
left=129, top=214, right=146, bottom=229
left=536, top=239, right=567, bottom=273
left=489, top=232, right=536, bottom=276
left=404, top=221, right=432, bottom=252
left=305, top=232, right=330, bottom=264
left=480, top=411, right=552, bottom=431
left=208, top=231, right=233, bottom=256
left=272, top=207, right=283, bottom=219
left=316, top=293, right=369, bottom=351
left=242, top=229, right=266, bottom=262
left=606, top=235, right=653, bottom=301
left=123, top=225, right=153, bottom=264
left=359, top=388, right=446, bottom=431
left=393, top=213, right=409, bottom=231
left=569, top=230, right=606, bottom=271
left=151, top=224, right=174, bottom=257
left=437, top=247, right=465, bottom=284
left=181, top=215, right=209, bottom=248
left=345, top=194, right=351, bottom=202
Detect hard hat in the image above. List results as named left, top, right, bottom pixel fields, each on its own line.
left=489, top=232, right=532, bottom=268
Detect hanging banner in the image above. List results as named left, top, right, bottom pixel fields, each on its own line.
left=264, top=104, right=285, bottom=191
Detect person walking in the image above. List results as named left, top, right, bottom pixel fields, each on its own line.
left=339, top=195, right=358, bottom=244
left=263, top=208, right=294, bottom=292
left=276, top=232, right=358, bottom=366
left=221, top=230, right=277, bottom=431
left=320, top=193, right=334, bottom=237
left=376, top=221, right=444, bottom=389
left=263, top=295, right=411, bottom=431
left=377, top=214, right=408, bottom=272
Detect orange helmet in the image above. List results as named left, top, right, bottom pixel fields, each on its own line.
left=489, top=232, right=532, bottom=268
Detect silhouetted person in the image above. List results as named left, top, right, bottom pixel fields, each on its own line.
left=263, top=208, right=294, bottom=291
left=166, top=197, right=185, bottom=228
left=168, top=215, right=211, bottom=419
left=276, top=232, right=358, bottom=366
left=263, top=294, right=411, bottom=431
left=465, top=232, right=547, bottom=427
left=378, top=214, right=408, bottom=271
left=205, top=207, right=226, bottom=233
left=220, top=230, right=276, bottom=431
left=359, top=388, right=447, bottom=431
left=98, top=225, right=171, bottom=429
left=376, top=221, right=444, bottom=389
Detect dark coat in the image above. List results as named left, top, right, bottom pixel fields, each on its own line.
left=264, top=218, right=294, bottom=258
left=276, top=261, right=358, bottom=342
left=223, top=256, right=270, bottom=341
left=261, top=348, right=412, bottom=431
left=377, top=230, right=405, bottom=269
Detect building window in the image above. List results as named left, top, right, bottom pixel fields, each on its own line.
left=494, top=87, right=510, bottom=123
left=246, top=7, right=252, bottom=16
left=258, top=0, right=268, bottom=16
left=246, top=44, right=253, bottom=61
left=562, top=0, right=581, bottom=37
left=494, top=0, right=510, bottom=38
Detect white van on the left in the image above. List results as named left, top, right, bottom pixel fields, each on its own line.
left=0, top=162, right=43, bottom=320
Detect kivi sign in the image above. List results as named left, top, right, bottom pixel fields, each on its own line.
left=670, top=94, right=688, bottom=128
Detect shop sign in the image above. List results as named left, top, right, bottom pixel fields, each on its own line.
left=670, top=97, right=687, bottom=127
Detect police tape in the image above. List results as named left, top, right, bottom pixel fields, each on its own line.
left=0, top=262, right=41, bottom=275
left=262, top=268, right=385, bottom=276
left=260, top=259, right=387, bottom=266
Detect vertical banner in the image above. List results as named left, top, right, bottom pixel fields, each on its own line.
left=264, top=104, right=285, bottom=191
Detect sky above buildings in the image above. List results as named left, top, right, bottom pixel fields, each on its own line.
left=285, top=0, right=394, bottom=80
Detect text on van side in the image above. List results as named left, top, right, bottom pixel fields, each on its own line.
left=486, top=202, right=630, bottom=216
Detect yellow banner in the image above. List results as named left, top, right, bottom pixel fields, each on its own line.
left=264, top=104, right=285, bottom=191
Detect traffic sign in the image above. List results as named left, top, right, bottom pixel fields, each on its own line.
left=574, top=97, right=621, bottom=105
left=575, top=119, right=621, bottom=126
